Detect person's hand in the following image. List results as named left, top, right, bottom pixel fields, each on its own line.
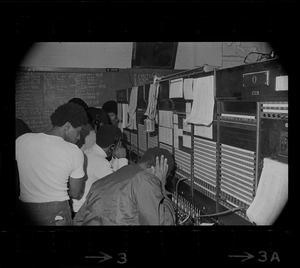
left=113, top=140, right=126, bottom=159
left=150, top=155, right=168, bottom=185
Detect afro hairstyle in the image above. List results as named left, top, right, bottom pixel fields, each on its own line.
left=102, top=100, right=118, bottom=115
left=68, top=98, right=89, bottom=110
left=96, top=124, right=123, bottom=148
left=87, top=107, right=109, bottom=125
left=50, top=102, right=88, bottom=128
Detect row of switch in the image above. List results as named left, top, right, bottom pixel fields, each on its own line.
left=261, top=112, right=288, bottom=119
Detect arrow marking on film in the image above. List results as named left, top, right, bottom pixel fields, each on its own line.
left=228, top=251, right=254, bottom=262
left=85, top=251, right=113, bottom=263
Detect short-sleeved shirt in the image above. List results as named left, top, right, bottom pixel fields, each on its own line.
left=16, top=133, right=85, bottom=203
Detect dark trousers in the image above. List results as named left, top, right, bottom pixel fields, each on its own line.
left=17, top=200, right=73, bottom=226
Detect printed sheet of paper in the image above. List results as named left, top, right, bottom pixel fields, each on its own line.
left=183, top=134, right=191, bottom=148
left=173, top=113, right=178, bottom=124
left=246, top=158, right=288, bottom=225
left=159, top=110, right=173, bottom=128
left=173, top=124, right=179, bottom=149
left=185, top=75, right=214, bottom=125
left=158, top=126, right=173, bottom=146
left=186, top=103, right=192, bottom=114
left=183, top=78, right=193, bottom=100
left=170, top=78, right=183, bottom=98
left=275, top=75, right=288, bottom=91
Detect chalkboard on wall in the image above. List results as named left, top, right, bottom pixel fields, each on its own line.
left=133, top=72, right=156, bottom=86
left=15, top=68, right=180, bottom=132
left=15, top=70, right=114, bottom=132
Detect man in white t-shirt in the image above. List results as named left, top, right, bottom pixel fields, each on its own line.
left=72, top=125, right=128, bottom=214
left=16, top=102, right=88, bottom=226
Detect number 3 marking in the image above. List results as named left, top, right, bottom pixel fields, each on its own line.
left=117, top=253, right=127, bottom=264
left=258, top=251, right=267, bottom=262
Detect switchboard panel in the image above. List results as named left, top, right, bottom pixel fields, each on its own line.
left=116, top=58, right=288, bottom=225
left=219, top=144, right=256, bottom=220
left=193, top=137, right=217, bottom=201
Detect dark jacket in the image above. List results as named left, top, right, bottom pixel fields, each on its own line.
left=73, top=164, right=175, bottom=225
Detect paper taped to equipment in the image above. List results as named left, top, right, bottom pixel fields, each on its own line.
left=246, top=158, right=288, bottom=225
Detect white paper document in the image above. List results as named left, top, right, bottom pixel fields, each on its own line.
left=185, top=75, right=214, bottom=125
left=185, top=103, right=192, bottom=114
left=158, top=126, right=173, bottom=146
left=159, top=110, right=173, bottom=128
left=173, top=113, right=178, bottom=124
left=183, top=134, right=191, bottom=148
left=183, top=78, right=193, bottom=100
left=246, top=158, right=288, bottom=225
left=275, top=75, right=288, bottom=91
left=170, top=78, right=183, bottom=98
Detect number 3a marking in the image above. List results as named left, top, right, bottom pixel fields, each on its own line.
left=117, top=253, right=127, bottom=264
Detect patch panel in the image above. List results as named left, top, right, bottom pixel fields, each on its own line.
left=261, top=101, right=288, bottom=119
left=193, top=137, right=217, bottom=200
left=219, top=114, right=256, bottom=123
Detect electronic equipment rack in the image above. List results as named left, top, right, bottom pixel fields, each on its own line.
left=116, top=58, right=288, bottom=225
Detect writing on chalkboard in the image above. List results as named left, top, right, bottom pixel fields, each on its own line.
left=15, top=69, right=178, bottom=133
left=133, top=73, right=155, bottom=86
left=106, top=68, right=119, bottom=72
left=15, top=71, right=113, bottom=132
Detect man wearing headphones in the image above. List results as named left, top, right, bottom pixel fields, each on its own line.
left=72, top=125, right=128, bottom=214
